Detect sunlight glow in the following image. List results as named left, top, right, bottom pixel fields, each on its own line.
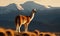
left=0, top=0, right=60, bottom=8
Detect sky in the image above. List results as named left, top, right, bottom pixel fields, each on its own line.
left=34, top=0, right=60, bottom=7
left=0, top=0, right=60, bottom=8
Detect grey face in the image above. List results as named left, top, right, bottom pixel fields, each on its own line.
left=34, top=9, right=37, bottom=12
left=33, top=9, right=37, bottom=13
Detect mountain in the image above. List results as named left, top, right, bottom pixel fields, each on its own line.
left=0, top=1, right=60, bottom=32
left=20, top=1, right=46, bottom=11
left=0, top=3, right=18, bottom=14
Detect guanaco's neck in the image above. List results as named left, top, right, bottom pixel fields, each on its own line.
left=30, top=11, right=35, bottom=21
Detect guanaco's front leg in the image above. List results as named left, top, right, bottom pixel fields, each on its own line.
left=19, top=24, right=22, bottom=32
left=25, top=22, right=30, bottom=32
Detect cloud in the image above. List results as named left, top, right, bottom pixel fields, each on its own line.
left=16, top=4, right=24, bottom=10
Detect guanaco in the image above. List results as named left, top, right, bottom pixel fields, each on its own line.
left=15, top=9, right=37, bottom=33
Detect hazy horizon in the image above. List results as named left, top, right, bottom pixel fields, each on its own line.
left=0, top=0, right=60, bottom=7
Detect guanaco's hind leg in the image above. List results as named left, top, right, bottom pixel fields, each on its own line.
left=15, top=16, right=20, bottom=33
left=16, top=24, right=19, bottom=32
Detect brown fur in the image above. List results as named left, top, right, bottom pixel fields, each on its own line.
left=15, top=9, right=36, bottom=32
left=15, top=15, right=30, bottom=26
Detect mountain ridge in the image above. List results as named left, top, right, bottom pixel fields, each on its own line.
left=0, top=1, right=60, bottom=32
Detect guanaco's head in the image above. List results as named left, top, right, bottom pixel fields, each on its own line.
left=32, top=9, right=37, bottom=13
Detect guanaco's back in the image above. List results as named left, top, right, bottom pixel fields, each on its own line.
left=15, top=15, right=30, bottom=26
